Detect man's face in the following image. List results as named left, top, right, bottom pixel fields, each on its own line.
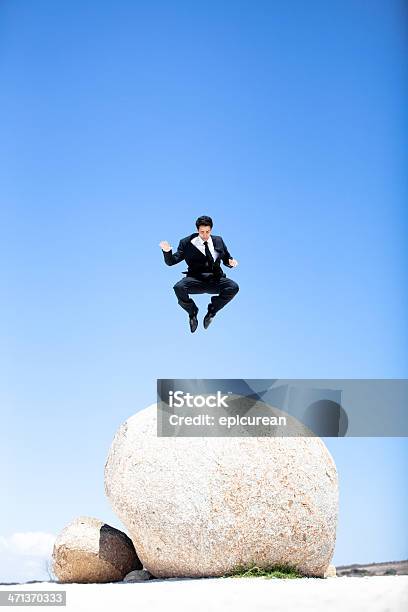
left=198, top=225, right=212, bottom=241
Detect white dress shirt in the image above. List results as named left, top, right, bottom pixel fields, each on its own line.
left=190, top=235, right=219, bottom=260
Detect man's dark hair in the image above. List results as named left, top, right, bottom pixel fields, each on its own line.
left=195, top=215, right=213, bottom=229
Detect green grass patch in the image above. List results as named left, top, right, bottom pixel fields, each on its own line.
left=224, top=563, right=303, bottom=579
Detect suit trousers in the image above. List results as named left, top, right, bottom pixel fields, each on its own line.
left=173, top=275, right=239, bottom=316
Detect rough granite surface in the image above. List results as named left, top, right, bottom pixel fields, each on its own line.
left=104, top=403, right=338, bottom=578
left=52, top=516, right=141, bottom=583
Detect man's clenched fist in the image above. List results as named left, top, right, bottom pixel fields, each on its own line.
left=159, top=240, right=172, bottom=252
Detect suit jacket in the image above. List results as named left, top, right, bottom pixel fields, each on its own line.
left=162, top=233, right=234, bottom=279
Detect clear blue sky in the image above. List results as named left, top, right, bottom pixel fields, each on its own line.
left=0, top=0, right=407, bottom=581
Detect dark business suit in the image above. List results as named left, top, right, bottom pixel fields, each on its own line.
left=162, top=233, right=239, bottom=316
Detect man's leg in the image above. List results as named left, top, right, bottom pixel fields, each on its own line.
left=173, top=277, right=206, bottom=316
left=207, top=277, right=240, bottom=314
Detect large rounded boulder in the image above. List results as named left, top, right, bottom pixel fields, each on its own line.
left=104, top=404, right=338, bottom=578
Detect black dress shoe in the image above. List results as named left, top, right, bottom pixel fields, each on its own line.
left=203, top=309, right=216, bottom=329
left=189, top=313, right=198, bottom=333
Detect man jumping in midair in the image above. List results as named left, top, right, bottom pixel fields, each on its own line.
left=159, top=215, right=239, bottom=332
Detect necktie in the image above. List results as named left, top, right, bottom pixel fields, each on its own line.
left=203, top=240, right=214, bottom=269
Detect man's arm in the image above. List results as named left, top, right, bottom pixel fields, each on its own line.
left=221, top=238, right=238, bottom=268
left=159, top=239, right=186, bottom=266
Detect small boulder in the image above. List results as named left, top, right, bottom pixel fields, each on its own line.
left=52, top=516, right=142, bottom=583
left=324, top=564, right=337, bottom=578
left=123, top=569, right=154, bottom=582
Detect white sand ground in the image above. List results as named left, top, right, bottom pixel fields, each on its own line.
left=1, top=576, right=407, bottom=612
